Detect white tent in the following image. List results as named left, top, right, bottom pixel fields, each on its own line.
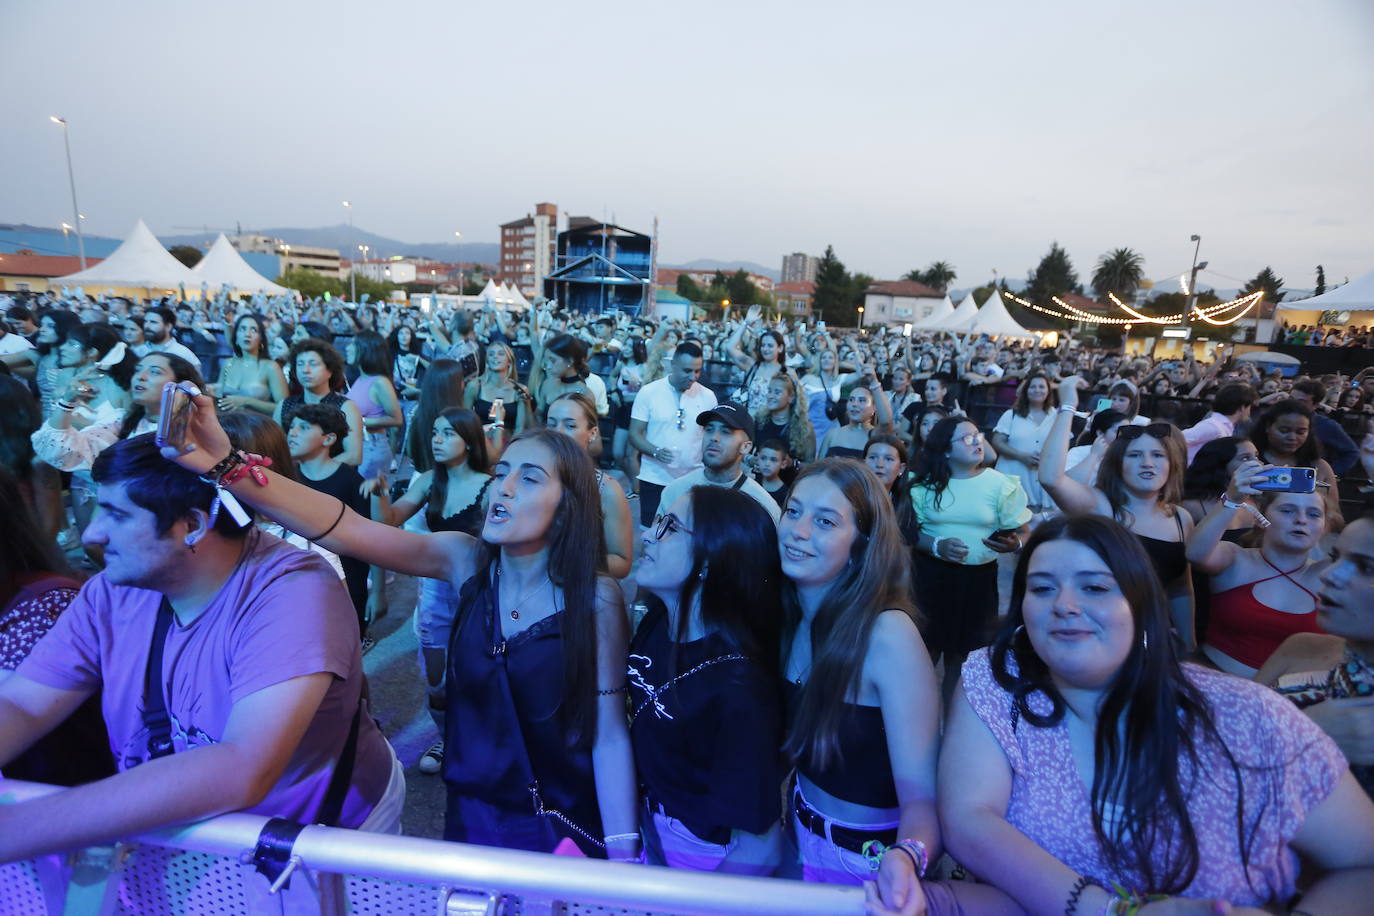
left=504, top=283, right=531, bottom=312
left=1277, top=267, right=1374, bottom=313
left=966, top=289, right=1039, bottom=339
left=912, top=295, right=955, bottom=329
left=191, top=234, right=289, bottom=294
left=55, top=219, right=197, bottom=289
left=477, top=279, right=502, bottom=307
left=931, top=291, right=981, bottom=331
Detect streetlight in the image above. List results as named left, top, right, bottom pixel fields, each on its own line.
left=857, top=305, right=865, bottom=329
left=453, top=231, right=462, bottom=294
left=49, top=116, right=86, bottom=269
left=1183, top=234, right=1208, bottom=343
left=343, top=201, right=356, bottom=303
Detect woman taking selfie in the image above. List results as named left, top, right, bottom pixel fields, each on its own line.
left=165, top=411, right=639, bottom=861
left=1040, top=376, right=1196, bottom=652
left=940, top=514, right=1374, bottom=915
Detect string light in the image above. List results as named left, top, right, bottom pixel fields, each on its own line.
left=1002, top=290, right=1264, bottom=328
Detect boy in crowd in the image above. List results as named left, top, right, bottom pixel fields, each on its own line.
left=752, top=437, right=791, bottom=510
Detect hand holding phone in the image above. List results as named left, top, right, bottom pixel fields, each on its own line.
left=156, top=381, right=202, bottom=450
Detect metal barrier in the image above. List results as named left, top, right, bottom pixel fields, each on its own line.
left=0, top=779, right=864, bottom=916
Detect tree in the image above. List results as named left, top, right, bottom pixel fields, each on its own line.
left=812, top=245, right=851, bottom=324
left=1090, top=247, right=1145, bottom=301
left=1240, top=267, right=1286, bottom=303
left=278, top=267, right=398, bottom=302
left=727, top=269, right=758, bottom=307
left=676, top=273, right=703, bottom=301
left=168, top=245, right=203, bottom=268
left=1023, top=242, right=1081, bottom=305
left=1315, top=265, right=1326, bottom=296
left=902, top=261, right=957, bottom=293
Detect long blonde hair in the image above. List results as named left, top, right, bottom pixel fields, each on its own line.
left=754, top=372, right=816, bottom=462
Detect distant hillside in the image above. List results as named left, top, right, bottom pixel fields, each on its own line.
left=161, top=224, right=500, bottom=266
left=665, top=259, right=780, bottom=281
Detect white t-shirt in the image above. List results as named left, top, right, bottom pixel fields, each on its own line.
left=630, top=377, right=717, bottom=486
left=0, top=332, right=33, bottom=357
left=658, top=467, right=781, bottom=525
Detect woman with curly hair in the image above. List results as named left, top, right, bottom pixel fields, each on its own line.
left=753, top=370, right=816, bottom=465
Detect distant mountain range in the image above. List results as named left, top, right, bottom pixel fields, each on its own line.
left=160, top=224, right=501, bottom=267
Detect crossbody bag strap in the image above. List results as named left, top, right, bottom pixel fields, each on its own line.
left=141, top=598, right=177, bottom=760
left=314, top=698, right=363, bottom=827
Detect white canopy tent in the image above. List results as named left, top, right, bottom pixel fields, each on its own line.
left=191, top=234, right=289, bottom=294
left=477, top=279, right=502, bottom=306
left=55, top=219, right=198, bottom=290
left=1277, top=267, right=1374, bottom=314
left=966, top=289, right=1039, bottom=339
left=930, top=291, right=981, bottom=332
left=911, top=295, right=955, bottom=329
left=503, top=283, right=531, bottom=312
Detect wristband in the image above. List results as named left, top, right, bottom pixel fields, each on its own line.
left=1057, top=405, right=1078, bottom=414
left=56, top=400, right=77, bottom=412
left=931, top=536, right=944, bottom=558
left=603, top=832, right=641, bottom=844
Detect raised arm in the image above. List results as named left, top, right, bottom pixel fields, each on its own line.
left=1037, top=377, right=1102, bottom=515
left=1185, top=460, right=1270, bottom=573
left=165, top=392, right=475, bottom=583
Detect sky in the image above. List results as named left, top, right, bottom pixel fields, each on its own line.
left=4, top=0, right=1372, bottom=294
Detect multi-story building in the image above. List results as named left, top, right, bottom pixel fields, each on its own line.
left=772, top=281, right=815, bottom=318
left=781, top=252, right=819, bottom=285
left=351, top=260, right=418, bottom=284
left=499, top=202, right=560, bottom=298
left=862, top=279, right=944, bottom=328
left=232, top=234, right=341, bottom=278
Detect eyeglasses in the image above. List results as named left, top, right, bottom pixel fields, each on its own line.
left=653, top=513, right=693, bottom=541
left=1116, top=423, right=1174, bottom=442
left=954, top=432, right=983, bottom=447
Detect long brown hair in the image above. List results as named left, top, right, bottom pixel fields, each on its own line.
left=483, top=428, right=607, bottom=749
left=1011, top=371, right=1058, bottom=418
left=406, top=358, right=466, bottom=473
left=1095, top=424, right=1186, bottom=525
left=780, top=458, right=917, bottom=769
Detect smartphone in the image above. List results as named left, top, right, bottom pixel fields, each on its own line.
left=1252, top=467, right=1317, bottom=494
left=156, top=381, right=200, bottom=450
left=488, top=398, right=504, bottom=422
left=1093, top=397, right=1112, bottom=413
left=903, top=323, right=913, bottom=337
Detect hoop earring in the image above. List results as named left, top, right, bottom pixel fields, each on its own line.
left=1141, top=629, right=1149, bottom=653
left=1013, top=624, right=1026, bottom=643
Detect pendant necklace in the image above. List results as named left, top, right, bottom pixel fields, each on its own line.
left=498, top=564, right=550, bottom=621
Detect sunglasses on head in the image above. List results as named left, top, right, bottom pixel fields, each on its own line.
left=1116, top=423, right=1173, bottom=442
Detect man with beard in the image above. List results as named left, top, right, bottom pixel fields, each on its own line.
left=658, top=400, right=780, bottom=523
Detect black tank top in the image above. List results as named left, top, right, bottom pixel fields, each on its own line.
left=473, top=396, right=518, bottom=433
left=782, top=679, right=898, bottom=809
left=280, top=391, right=347, bottom=429
left=443, top=561, right=604, bottom=855
left=1134, top=511, right=1189, bottom=586
left=428, top=478, right=492, bottom=537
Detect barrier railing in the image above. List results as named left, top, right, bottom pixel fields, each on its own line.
left=0, top=779, right=864, bottom=916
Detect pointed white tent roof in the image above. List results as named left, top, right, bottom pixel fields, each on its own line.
left=191, top=234, right=289, bottom=294
left=478, top=278, right=502, bottom=306
left=932, top=291, right=981, bottom=331
left=912, top=295, right=955, bottom=329
left=966, top=289, right=1038, bottom=339
left=1277, top=267, right=1374, bottom=312
left=504, top=283, right=531, bottom=312
left=56, top=219, right=197, bottom=288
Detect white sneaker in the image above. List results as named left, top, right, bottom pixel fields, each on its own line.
left=418, top=740, right=444, bottom=775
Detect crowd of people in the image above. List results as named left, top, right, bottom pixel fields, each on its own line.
left=1, top=286, right=1373, bottom=916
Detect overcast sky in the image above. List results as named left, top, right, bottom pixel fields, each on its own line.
left=4, top=0, right=1371, bottom=293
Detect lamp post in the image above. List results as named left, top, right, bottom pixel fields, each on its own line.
left=453, top=231, right=462, bottom=296
left=857, top=305, right=865, bottom=329
left=49, top=116, right=86, bottom=269
left=343, top=201, right=356, bottom=303
left=1183, top=234, right=1208, bottom=339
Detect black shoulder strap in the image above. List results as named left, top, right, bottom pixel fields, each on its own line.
left=731, top=473, right=747, bottom=491
left=315, top=697, right=363, bottom=827
left=142, top=598, right=177, bottom=760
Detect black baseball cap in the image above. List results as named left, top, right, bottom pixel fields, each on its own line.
left=697, top=401, right=755, bottom=441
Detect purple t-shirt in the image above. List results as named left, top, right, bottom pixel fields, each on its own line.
left=18, top=530, right=392, bottom=828
left=962, top=647, right=1346, bottom=905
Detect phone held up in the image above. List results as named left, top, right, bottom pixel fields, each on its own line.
left=1251, top=467, right=1317, bottom=494
left=155, top=381, right=201, bottom=451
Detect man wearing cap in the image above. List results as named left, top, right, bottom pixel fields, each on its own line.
left=657, top=400, right=781, bottom=524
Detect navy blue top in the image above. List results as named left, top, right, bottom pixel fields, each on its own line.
left=443, top=562, right=604, bottom=855
left=782, top=679, right=898, bottom=809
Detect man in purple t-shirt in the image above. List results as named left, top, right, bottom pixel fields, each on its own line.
left=0, top=435, right=400, bottom=864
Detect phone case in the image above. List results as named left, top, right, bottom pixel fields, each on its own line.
left=1252, top=467, right=1316, bottom=493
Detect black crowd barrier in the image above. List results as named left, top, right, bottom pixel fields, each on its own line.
left=1267, top=344, right=1374, bottom=375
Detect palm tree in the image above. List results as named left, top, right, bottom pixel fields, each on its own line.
left=1091, top=248, right=1145, bottom=301
left=902, top=261, right=957, bottom=293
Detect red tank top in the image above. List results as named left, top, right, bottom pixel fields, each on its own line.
left=1206, top=555, right=1323, bottom=670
